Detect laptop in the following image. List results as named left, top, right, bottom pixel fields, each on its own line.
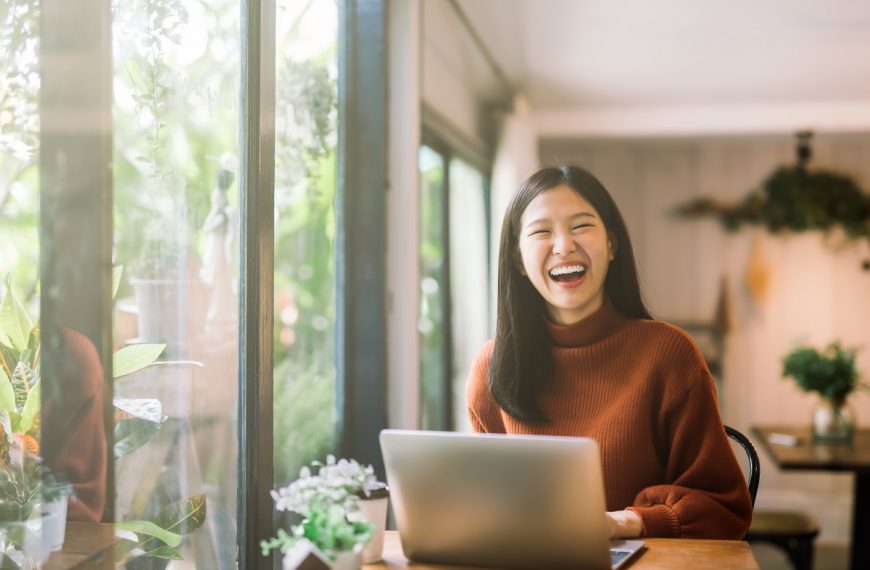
left=380, top=429, right=644, bottom=569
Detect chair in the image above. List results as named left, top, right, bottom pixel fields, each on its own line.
left=725, top=425, right=819, bottom=570
left=725, top=425, right=760, bottom=505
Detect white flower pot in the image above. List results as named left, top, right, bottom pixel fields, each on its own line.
left=349, top=490, right=389, bottom=563
left=42, top=496, right=69, bottom=552
left=330, top=550, right=362, bottom=570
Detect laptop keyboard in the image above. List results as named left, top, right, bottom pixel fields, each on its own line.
left=610, top=549, right=631, bottom=567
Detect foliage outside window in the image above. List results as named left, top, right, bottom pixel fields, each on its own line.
left=272, top=0, right=340, bottom=486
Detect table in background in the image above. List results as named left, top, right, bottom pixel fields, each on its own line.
left=752, top=425, right=870, bottom=570
left=44, top=522, right=115, bottom=570
left=363, top=531, right=759, bottom=570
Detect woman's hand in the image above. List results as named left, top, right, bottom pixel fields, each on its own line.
left=606, top=510, right=643, bottom=539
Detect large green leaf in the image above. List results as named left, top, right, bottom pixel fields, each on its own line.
left=0, top=367, right=14, bottom=415
left=115, top=520, right=182, bottom=548
left=19, top=381, right=40, bottom=434
left=152, top=494, right=207, bottom=536
left=113, top=265, right=124, bottom=300
left=11, top=361, right=37, bottom=410
left=114, top=417, right=162, bottom=458
left=113, top=398, right=164, bottom=423
left=113, top=344, right=165, bottom=378
left=0, top=276, right=32, bottom=353
left=0, top=344, right=16, bottom=382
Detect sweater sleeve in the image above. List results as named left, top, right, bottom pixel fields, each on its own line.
left=627, top=365, right=752, bottom=539
left=465, top=340, right=506, bottom=434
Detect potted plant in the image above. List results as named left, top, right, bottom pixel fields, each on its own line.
left=783, top=341, right=865, bottom=442
left=0, top=274, right=207, bottom=565
left=262, top=455, right=388, bottom=570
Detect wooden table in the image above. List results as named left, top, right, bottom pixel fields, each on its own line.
left=364, top=531, right=759, bottom=569
left=44, top=522, right=115, bottom=570
left=753, top=425, right=870, bottom=570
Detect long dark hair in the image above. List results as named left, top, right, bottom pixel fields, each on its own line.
left=489, top=165, right=652, bottom=422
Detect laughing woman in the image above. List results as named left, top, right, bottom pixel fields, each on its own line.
left=466, top=165, right=752, bottom=540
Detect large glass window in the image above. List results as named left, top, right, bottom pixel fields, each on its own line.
left=273, top=0, right=340, bottom=486
left=418, top=144, right=490, bottom=431
left=112, top=0, right=241, bottom=566
left=1, top=0, right=384, bottom=566
left=0, top=0, right=40, bottom=310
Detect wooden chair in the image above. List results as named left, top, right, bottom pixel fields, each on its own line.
left=725, top=425, right=819, bottom=570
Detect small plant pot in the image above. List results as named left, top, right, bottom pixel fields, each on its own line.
left=41, top=495, right=69, bottom=551
left=349, top=483, right=389, bottom=563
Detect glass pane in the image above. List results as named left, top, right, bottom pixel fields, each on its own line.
left=418, top=145, right=447, bottom=430
left=272, top=0, right=340, bottom=486
left=448, top=159, right=489, bottom=431
left=112, top=0, right=240, bottom=566
left=0, top=0, right=40, bottom=312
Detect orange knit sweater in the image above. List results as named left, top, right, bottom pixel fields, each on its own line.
left=466, top=300, right=752, bottom=539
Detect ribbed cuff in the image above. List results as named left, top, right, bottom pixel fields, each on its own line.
left=627, top=505, right=681, bottom=538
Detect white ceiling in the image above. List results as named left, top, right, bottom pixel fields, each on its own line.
left=455, top=0, right=870, bottom=134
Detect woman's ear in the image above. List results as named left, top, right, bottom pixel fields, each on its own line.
left=608, top=239, right=617, bottom=261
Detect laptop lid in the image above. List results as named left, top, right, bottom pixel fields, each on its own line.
left=379, top=429, right=614, bottom=569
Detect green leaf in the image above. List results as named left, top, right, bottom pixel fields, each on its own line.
left=0, top=276, right=33, bottom=353
left=113, top=398, right=164, bottom=423
left=0, top=552, right=21, bottom=570
left=113, top=344, right=165, bottom=378
left=0, top=367, right=15, bottom=415
left=114, top=417, right=161, bottom=458
left=139, top=546, right=183, bottom=560
left=11, top=361, right=37, bottom=410
left=152, top=494, right=207, bottom=536
left=113, top=265, right=124, bottom=300
left=0, top=410, right=12, bottom=443
left=115, top=520, right=182, bottom=548
left=19, top=381, right=40, bottom=434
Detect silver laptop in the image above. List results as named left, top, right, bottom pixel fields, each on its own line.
left=380, top=429, right=644, bottom=569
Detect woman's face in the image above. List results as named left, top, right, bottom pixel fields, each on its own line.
left=517, top=184, right=614, bottom=325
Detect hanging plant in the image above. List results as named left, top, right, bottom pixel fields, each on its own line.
left=675, top=132, right=870, bottom=269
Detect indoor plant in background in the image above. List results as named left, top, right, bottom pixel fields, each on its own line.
left=783, top=341, right=865, bottom=442
left=262, top=455, right=388, bottom=570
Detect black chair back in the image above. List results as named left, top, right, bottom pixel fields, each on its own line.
left=725, top=425, right=760, bottom=506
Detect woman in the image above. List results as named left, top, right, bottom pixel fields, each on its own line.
left=467, top=165, right=752, bottom=540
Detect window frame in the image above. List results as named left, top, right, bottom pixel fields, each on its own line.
left=419, top=122, right=493, bottom=432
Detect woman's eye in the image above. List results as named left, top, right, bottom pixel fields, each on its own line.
left=529, top=229, right=550, bottom=236
left=572, top=224, right=593, bottom=231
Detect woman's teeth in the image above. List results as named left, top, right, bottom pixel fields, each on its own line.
left=549, top=264, right=587, bottom=281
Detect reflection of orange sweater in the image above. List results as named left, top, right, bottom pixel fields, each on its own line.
left=43, top=329, right=107, bottom=522
left=466, top=300, right=752, bottom=539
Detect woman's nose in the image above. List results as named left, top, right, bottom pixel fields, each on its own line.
left=552, top=230, right=577, bottom=256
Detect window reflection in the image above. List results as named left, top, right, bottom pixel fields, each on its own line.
left=418, top=145, right=448, bottom=430
left=112, top=0, right=240, bottom=566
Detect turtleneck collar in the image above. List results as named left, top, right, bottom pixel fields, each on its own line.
left=546, top=297, right=629, bottom=348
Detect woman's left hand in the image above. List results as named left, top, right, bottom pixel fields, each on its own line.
left=605, top=510, right=643, bottom=539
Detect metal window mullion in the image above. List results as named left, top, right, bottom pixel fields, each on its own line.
left=39, top=0, right=114, bottom=521
left=239, top=0, right=276, bottom=567
left=337, top=0, right=388, bottom=477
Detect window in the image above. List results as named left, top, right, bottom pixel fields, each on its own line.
left=418, top=138, right=491, bottom=431
left=1, top=0, right=387, bottom=567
